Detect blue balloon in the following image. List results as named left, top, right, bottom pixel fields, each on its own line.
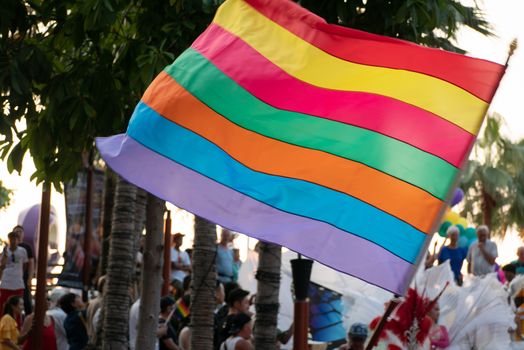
left=464, top=227, right=477, bottom=240
left=458, top=236, right=469, bottom=248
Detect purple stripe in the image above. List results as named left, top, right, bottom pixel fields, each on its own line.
left=96, top=134, right=414, bottom=294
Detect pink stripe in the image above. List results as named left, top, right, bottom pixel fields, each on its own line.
left=192, top=24, right=475, bottom=167
left=244, top=0, right=504, bottom=103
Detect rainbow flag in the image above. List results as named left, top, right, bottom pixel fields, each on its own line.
left=96, top=0, right=504, bottom=294
left=174, top=299, right=190, bottom=320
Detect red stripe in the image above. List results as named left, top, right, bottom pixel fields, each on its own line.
left=243, top=0, right=504, bottom=102
left=192, top=24, right=475, bottom=167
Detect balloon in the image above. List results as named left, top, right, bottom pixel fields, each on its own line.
left=468, top=238, right=478, bottom=246
left=457, top=217, right=468, bottom=227
left=438, top=221, right=452, bottom=237
left=451, top=188, right=464, bottom=207
left=455, top=224, right=466, bottom=236
left=464, top=227, right=477, bottom=240
left=458, top=236, right=469, bottom=248
left=444, top=211, right=460, bottom=225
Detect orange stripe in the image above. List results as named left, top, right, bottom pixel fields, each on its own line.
left=142, top=71, right=441, bottom=233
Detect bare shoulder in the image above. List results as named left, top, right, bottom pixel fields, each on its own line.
left=235, top=339, right=253, bottom=350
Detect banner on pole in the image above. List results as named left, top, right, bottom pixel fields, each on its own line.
left=58, top=169, right=104, bottom=289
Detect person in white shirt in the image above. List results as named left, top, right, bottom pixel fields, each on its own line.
left=129, top=298, right=141, bottom=350
left=47, top=288, right=69, bottom=350
left=467, top=225, right=498, bottom=276
left=0, top=230, right=28, bottom=318
left=171, top=233, right=191, bottom=283
left=220, top=312, right=253, bottom=350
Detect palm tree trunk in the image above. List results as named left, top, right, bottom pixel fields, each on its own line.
left=254, top=242, right=281, bottom=350
left=132, top=188, right=147, bottom=287
left=102, top=175, right=137, bottom=350
left=190, top=216, right=217, bottom=350
left=100, top=169, right=116, bottom=276
left=135, top=194, right=165, bottom=350
left=482, top=189, right=495, bottom=229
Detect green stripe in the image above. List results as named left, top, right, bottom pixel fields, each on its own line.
left=164, top=49, right=456, bottom=199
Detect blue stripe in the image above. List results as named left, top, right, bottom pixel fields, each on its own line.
left=127, top=102, right=426, bottom=262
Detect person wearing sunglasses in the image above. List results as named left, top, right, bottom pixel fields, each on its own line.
left=0, top=231, right=28, bottom=326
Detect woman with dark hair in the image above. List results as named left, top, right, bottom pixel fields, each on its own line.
left=0, top=295, right=30, bottom=350
left=20, top=301, right=57, bottom=350
left=158, top=296, right=179, bottom=350
left=60, top=293, right=87, bottom=350
left=219, top=312, right=253, bottom=350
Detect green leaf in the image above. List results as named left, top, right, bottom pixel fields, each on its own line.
left=84, top=101, right=96, bottom=119
left=103, top=0, right=114, bottom=12
left=6, top=142, right=25, bottom=174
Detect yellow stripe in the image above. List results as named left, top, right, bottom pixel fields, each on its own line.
left=213, top=0, right=487, bottom=134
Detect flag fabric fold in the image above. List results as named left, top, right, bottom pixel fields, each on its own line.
left=96, top=0, right=504, bottom=294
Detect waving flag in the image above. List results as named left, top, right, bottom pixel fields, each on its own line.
left=96, top=0, right=505, bottom=294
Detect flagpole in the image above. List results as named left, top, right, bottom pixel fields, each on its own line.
left=365, top=39, right=517, bottom=350
left=365, top=297, right=400, bottom=350
left=400, top=38, right=518, bottom=295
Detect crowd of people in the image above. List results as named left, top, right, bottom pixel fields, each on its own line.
left=423, top=224, right=524, bottom=347
left=330, top=224, right=524, bottom=350
left=127, top=229, right=291, bottom=350
left=2, top=222, right=524, bottom=349
left=0, top=226, right=253, bottom=350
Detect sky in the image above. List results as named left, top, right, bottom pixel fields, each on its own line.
left=457, top=0, right=524, bottom=141
left=0, top=0, right=523, bottom=264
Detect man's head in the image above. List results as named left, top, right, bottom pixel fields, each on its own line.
left=229, top=312, right=252, bottom=340
left=517, top=247, right=524, bottom=263
left=220, top=229, right=232, bottom=244
left=224, top=282, right=240, bottom=304
left=160, top=296, right=175, bottom=315
left=173, top=233, right=184, bottom=248
left=12, top=225, right=24, bottom=241
left=503, top=264, right=517, bottom=283
left=476, top=225, right=489, bottom=243
left=228, top=288, right=250, bottom=313
left=7, top=231, right=19, bottom=249
left=59, top=293, right=84, bottom=314
left=348, top=323, right=368, bottom=350
left=48, top=288, right=67, bottom=309
left=446, top=226, right=459, bottom=244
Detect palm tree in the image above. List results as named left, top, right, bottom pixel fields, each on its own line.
left=254, top=242, right=282, bottom=350
left=101, top=175, right=138, bottom=350
left=508, top=144, right=524, bottom=236
left=461, top=113, right=524, bottom=237
left=190, top=216, right=217, bottom=350
left=99, top=169, right=116, bottom=276
left=135, top=194, right=165, bottom=350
